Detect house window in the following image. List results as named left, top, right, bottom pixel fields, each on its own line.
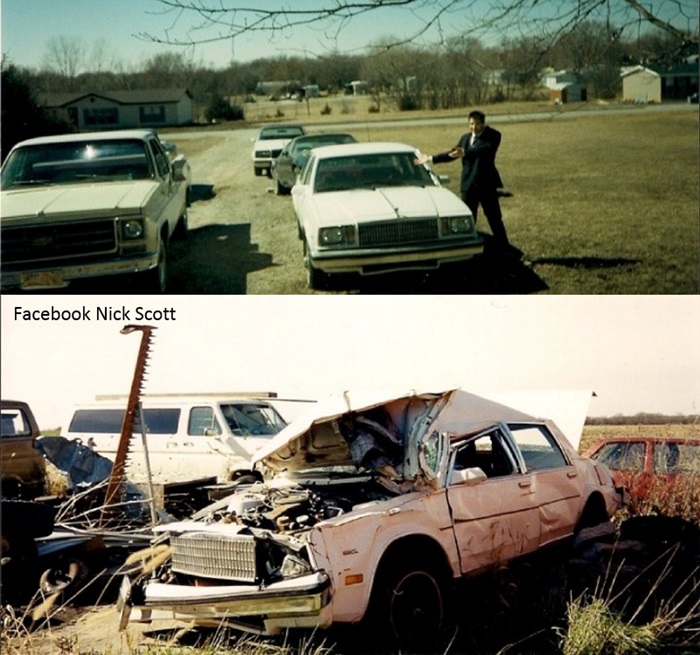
left=83, top=107, right=119, bottom=126
left=139, top=105, right=166, bottom=124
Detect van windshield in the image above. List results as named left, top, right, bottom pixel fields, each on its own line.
left=219, top=403, right=287, bottom=436
left=69, top=408, right=181, bottom=434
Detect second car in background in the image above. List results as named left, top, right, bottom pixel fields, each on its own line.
left=271, top=132, right=357, bottom=195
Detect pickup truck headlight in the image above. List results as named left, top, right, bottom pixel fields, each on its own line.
left=121, top=219, right=144, bottom=240
left=318, top=226, right=356, bottom=247
left=440, top=216, right=473, bottom=235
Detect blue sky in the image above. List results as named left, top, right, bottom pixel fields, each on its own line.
left=1, top=0, right=463, bottom=70
left=3, top=0, right=696, bottom=72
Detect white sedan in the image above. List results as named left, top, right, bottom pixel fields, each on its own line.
left=291, top=142, right=484, bottom=289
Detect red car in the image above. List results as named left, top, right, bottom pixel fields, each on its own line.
left=584, top=436, right=700, bottom=504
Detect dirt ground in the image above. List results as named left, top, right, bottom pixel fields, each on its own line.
left=146, top=125, right=542, bottom=296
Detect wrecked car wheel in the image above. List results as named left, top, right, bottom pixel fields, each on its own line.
left=378, top=565, right=447, bottom=652
left=39, top=559, right=88, bottom=597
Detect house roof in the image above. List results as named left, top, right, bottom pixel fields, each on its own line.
left=620, top=65, right=661, bottom=79
left=40, top=88, right=192, bottom=108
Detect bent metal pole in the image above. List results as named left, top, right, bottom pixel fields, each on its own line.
left=100, top=324, right=156, bottom=527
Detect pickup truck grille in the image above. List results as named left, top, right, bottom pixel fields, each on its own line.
left=170, top=533, right=257, bottom=582
left=358, top=219, right=438, bottom=247
left=1, top=219, right=117, bottom=264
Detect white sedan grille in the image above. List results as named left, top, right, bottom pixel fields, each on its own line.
left=170, top=533, right=257, bottom=582
left=358, top=219, right=438, bottom=247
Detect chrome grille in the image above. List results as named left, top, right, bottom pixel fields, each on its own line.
left=1, top=219, right=117, bottom=264
left=170, top=533, right=257, bottom=582
left=358, top=219, right=438, bottom=247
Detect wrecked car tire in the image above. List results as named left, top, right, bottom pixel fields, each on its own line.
left=40, top=559, right=88, bottom=598
left=373, top=563, right=449, bottom=653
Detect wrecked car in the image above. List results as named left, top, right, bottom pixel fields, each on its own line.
left=119, top=389, right=623, bottom=651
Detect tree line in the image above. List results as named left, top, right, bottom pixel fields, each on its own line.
left=0, top=19, right=691, bottom=157
left=585, top=414, right=700, bottom=425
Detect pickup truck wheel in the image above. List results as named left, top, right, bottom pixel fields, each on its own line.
left=374, top=563, right=447, bottom=653
left=174, top=210, right=189, bottom=240
left=144, top=242, right=167, bottom=293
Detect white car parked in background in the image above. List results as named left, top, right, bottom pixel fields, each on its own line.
left=291, top=142, right=484, bottom=289
left=251, top=123, right=306, bottom=177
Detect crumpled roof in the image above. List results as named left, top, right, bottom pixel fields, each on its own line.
left=253, top=388, right=540, bottom=473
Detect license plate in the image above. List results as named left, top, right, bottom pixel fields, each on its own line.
left=20, top=270, right=67, bottom=289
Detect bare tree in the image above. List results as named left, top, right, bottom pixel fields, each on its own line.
left=42, top=35, right=85, bottom=87
left=142, top=0, right=698, bottom=60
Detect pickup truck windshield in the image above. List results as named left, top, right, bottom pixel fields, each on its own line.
left=1, top=139, right=152, bottom=188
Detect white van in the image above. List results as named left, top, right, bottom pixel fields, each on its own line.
left=63, top=394, right=288, bottom=486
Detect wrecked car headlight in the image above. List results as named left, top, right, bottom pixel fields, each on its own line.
left=318, top=226, right=356, bottom=247
left=280, top=553, right=312, bottom=578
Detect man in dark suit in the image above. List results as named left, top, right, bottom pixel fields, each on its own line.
left=418, top=110, right=518, bottom=257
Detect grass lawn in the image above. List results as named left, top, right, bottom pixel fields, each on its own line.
left=362, top=109, right=699, bottom=294
left=177, top=104, right=698, bottom=294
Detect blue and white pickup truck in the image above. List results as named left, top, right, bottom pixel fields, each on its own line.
left=1, top=129, right=190, bottom=292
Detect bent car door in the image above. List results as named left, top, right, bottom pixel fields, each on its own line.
left=446, top=426, right=539, bottom=573
left=505, top=423, right=583, bottom=547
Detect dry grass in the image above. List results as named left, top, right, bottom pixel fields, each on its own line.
left=173, top=101, right=699, bottom=294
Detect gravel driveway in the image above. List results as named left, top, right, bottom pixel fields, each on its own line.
left=163, top=127, right=546, bottom=295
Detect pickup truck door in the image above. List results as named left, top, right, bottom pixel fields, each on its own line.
left=446, top=426, right=539, bottom=574
left=147, top=138, right=184, bottom=230
left=504, top=423, right=583, bottom=547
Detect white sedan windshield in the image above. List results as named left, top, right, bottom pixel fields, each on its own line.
left=314, top=152, right=435, bottom=192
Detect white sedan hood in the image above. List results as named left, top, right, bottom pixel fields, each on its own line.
left=310, top=186, right=470, bottom=227
left=1, top=181, right=158, bottom=220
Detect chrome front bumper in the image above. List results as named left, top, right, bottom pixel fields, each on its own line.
left=119, top=571, right=332, bottom=634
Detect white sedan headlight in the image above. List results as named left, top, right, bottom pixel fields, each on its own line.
left=441, top=216, right=473, bottom=235
left=318, top=226, right=356, bottom=247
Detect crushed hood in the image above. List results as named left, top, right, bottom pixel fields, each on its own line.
left=310, top=186, right=470, bottom=227
left=253, top=389, right=539, bottom=475
left=1, top=181, right=159, bottom=220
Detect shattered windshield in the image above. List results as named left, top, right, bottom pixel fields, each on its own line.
left=1, top=139, right=153, bottom=189
left=314, top=152, right=436, bottom=192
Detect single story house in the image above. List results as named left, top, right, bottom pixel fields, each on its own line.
left=40, top=89, right=194, bottom=130
left=621, top=66, right=662, bottom=103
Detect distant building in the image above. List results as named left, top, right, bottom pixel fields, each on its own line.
left=621, top=66, right=662, bottom=103
left=658, top=60, right=699, bottom=100
left=40, top=89, right=194, bottom=130
left=344, top=80, right=369, bottom=95
left=255, top=80, right=302, bottom=99
left=549, top=82, right=586, bottom=104
left=543, top=69, right=578, bottom=88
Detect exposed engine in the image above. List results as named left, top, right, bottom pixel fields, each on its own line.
left=202, top=474, right=395, bottom=534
